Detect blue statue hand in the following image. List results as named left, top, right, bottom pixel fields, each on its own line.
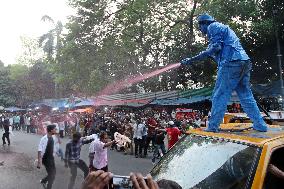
left=180, top=58, right=192, bottom=66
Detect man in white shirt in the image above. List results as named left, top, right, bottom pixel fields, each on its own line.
left=87, top=134, right=98, bottom=170
left=133, top=119, right=146, bottom=158
left=54, top=133, right=64, bottom=160
left=9, top=116, right=13, bottom=130
left=58, top=121, right=65, bottom=138
left=92, top=131, right=115, bottom=172
left=37, top=125, right=57, bottom=189
left=25, top=115, right=31, bottom=133
left=14, top=115, right=20, bottom=130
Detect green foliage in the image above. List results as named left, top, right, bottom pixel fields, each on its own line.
left=3, top=0, right=281, bottom=106
left=0, top=62, right=55, bottom=107
left=54, top=0, right=282, bottom=95
left=24, top=62, right=55, bottom=100
left=0, top=67, right=17, bottom=106
left=58, top=0, right=208, bottom=94
left=246, top=0, right=284, bottom=83
left=8, top=64, right=29, bottom=80
left=196, top=0, right=284, bottom=83
left=16, top=36, right=43, bottom=66
left=39, top=15, right=63, bottom=62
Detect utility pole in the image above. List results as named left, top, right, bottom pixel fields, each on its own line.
left=273, top=9, right=284, bottom=110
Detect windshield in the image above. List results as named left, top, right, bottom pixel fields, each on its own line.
left=151, top=134, right=260, bottom=189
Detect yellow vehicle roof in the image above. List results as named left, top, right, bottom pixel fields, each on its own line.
left=187, top=123, right=284, bottom=147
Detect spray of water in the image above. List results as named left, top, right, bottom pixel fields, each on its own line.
left=97, top=63, right=181, bottom=97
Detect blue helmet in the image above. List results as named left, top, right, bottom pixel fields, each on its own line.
left=197, top=13, right=215, bottom=23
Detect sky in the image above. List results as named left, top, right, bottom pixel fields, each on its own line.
left=0, top=0, right=75, bottom=65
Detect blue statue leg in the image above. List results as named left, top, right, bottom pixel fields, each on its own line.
left=235, top=63, right=267, bottom=132
left=207, top=67, right=234, bottom=132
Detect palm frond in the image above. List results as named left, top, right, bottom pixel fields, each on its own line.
left=41, top=15, right=54, bottom=23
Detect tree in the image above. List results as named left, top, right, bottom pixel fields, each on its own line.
left=249, top=0, right=284, bottom=83
left=0, top=66, right=17, bottom=107
left=0, top=60, right=5, bottom=67
left=59, top=0, right=212, bottom=96
left=39, top=15, right=65, bottom=97
left=54, top=0, right=283, bottom=97
left=16, top=36, right=44, bottom=66
left=5, top=64, right=29, bottom=106
left=24, top=62, right=56, bottom=101
left=39, top=15, right=63, bottom=61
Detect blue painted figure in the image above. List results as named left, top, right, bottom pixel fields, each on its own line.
left=180, top=13, right=267, bottom=132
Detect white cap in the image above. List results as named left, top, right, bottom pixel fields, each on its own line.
left=168, top=121, right=175, bottom=125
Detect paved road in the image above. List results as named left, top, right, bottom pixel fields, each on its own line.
left=0, top=131, right=154, bottom=189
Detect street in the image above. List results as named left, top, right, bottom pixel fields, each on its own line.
left=0, top=131, right=154, bottom=189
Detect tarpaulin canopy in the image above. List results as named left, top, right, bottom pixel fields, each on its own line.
left=4, top=107, right=26, bottom=112
left=29, top=102, right=53, bottom=108
left=179, top=86, right=214, bottom=98
left=31, top=99, right=69, bottom=109
left=181, top=87, right=240, bottom=104
left=148, top=87, right=214, bottom=106
left=118, top=103, right=147, bottom=107
left=74, top=100, right=94, bottom=107
left=150, top=97, right=208, bottom=106
left=151, top=87, right=240, bottom=106
left=95, top=99, right=151, bottom=107
left=29, top=84, right=253, bottom=109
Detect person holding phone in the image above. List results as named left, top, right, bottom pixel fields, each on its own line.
left=81, top=170, right=182, bottom=189
left=81, top=171, right=158, bottom=189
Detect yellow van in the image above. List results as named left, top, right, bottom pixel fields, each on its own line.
left=150, top=123, right=284, bottom=189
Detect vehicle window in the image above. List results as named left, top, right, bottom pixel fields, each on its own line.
left=151, top=134, right=260, bottom=189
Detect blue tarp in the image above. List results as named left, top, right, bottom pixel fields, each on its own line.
left=150, top=92, right=240, bottom=106
left=29, top=102, right=53, bottom=108
left=74, top=100, right=94, bottom=107
left=30, top=99, right=69, bottom=108
left=150, top=97, right=210, bottom=106
left=4, top=107, right=26, bottom=112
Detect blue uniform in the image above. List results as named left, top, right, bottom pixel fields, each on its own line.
left=189, top=22, right=267, bottom=132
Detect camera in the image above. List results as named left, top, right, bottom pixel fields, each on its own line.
left=109, top=175, right=147, bottom=189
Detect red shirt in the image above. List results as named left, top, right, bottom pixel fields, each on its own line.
left=166, top=127, right=181, bottom=149
left=146, top=118, right=157, bottom=136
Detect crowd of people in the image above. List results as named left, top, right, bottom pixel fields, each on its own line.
left=0, top=107, right=207, bottom=189
left=0, top=107, right=208, bottom=152
left=36, top=107, right=208, bottom=189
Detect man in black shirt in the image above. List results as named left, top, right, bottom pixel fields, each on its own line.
left=2, top=118, right=10, bottom=145
left=37, top=125, right=57, bottom=189
left=151, top=126, right=167, bottom=164
left=109, top=119, right=118, bottom=150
